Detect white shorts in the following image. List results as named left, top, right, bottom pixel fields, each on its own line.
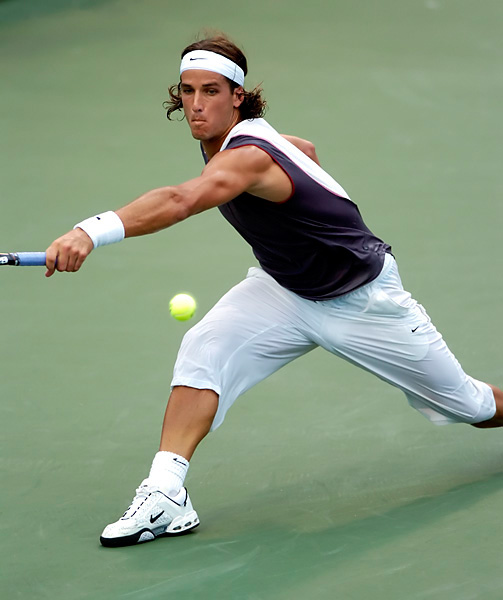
left=171, top=255, right=495, bottom=430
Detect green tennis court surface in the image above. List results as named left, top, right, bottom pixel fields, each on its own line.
left=1, top=0, right=502, bottom=598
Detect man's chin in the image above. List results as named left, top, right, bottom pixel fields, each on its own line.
left=189, top=128, right=208, bottom=141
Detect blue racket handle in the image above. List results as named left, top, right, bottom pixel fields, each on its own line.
left=0, top=252, right=47, bottom=266
left=17, top=252, right=47, bottom=266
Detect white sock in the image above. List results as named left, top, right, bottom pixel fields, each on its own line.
left=148, top=451, right=189, bottom=497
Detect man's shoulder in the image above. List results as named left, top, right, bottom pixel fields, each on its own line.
left=221, top=118, right=278, bottom=151
left=212, top=143, right=275, bottom=175
left=220, top=120, right=351, bottom=201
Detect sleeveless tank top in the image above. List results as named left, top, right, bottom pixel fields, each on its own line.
left=213, top=118, right=391, bottom=300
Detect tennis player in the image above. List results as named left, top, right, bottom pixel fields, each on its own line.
left=45, top=34, right=503, bottom=547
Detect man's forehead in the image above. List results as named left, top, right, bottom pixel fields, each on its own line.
left=180, top=71, right=228, bottom=86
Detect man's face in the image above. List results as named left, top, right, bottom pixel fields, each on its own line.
left=180, top=70, right=243, bottom=143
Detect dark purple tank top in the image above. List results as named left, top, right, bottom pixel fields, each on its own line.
left=214, top=134, right=391, bottom=300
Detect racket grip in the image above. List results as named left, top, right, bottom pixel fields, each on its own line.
left=17, top=252, right=47, bottom=266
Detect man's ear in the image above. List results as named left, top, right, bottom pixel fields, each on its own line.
left=233, top=86, right=244, bottom=108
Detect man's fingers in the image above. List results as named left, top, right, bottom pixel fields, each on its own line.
left=74, top=252, right=87, bottom=272
left=62, top=247, right=89, bottom=272
left=64, top=253, right=79, bottom=273
left=55, top=249, right=69, bottom=272
left=54, top=240, right=79, bottom=272
left=45, top=247, right=58, bottom=277
left=44, top=229, right=94, bottom=277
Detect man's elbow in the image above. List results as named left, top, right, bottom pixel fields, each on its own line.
left=301, top=141, right=318, bottom=162
left=283, top=135, right=320, bottom=165
left=298, top=140, right=320, bottom=166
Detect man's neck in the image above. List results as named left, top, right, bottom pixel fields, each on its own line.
left=201, top=139, right=224, bottom=160
left=202, top=115, right=242, bottom=159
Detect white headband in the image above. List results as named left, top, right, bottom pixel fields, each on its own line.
left=180, top=50, right=245, bottom=87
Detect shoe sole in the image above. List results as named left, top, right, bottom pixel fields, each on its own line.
left=100, top=512, right=200, bottom=548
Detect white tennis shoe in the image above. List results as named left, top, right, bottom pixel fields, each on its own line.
left=100, top=479, right=199, bottom=547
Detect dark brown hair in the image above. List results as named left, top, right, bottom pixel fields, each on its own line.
left=164, top=33, right=267, bottom=121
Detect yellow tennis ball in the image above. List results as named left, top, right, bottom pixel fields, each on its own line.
left=169, top=293, right=196, bottom=321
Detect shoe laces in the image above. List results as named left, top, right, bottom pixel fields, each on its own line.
left=121, top=479, right=156, bottom=519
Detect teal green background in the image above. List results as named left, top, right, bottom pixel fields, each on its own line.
left=1, top=1, right=502, bottom=598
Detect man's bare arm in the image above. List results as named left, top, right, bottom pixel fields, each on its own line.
left=115, top=146, right=291, bottom=238
left=45, top=145, right=292, bottom=276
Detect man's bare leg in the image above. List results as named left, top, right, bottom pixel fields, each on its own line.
left=159, top=386, right=219, bottom=459
left=472, top=384, right=503, bottom=429
left=100, top=385, right=215, bottom=546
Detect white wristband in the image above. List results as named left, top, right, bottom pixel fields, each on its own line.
left=73, top=211, right=125, bottom=249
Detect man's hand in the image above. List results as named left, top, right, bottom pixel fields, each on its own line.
left=45, top=228, right=94, bottom=277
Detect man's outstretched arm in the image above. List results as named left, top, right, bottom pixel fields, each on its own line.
left=45, top=144, right=292, bottom=277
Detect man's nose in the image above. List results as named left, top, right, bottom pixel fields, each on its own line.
left=192, top=91, right=203, bottom=112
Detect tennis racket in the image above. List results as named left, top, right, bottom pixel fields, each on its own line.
left=0, top=252, right=47, bottom=266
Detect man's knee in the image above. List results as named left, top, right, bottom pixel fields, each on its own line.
left=471, top=383, right=503, bottom=429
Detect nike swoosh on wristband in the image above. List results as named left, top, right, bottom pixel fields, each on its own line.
left=173, top=457, right=188, bottom=467
left=150, top=511, right=164, bottom=523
